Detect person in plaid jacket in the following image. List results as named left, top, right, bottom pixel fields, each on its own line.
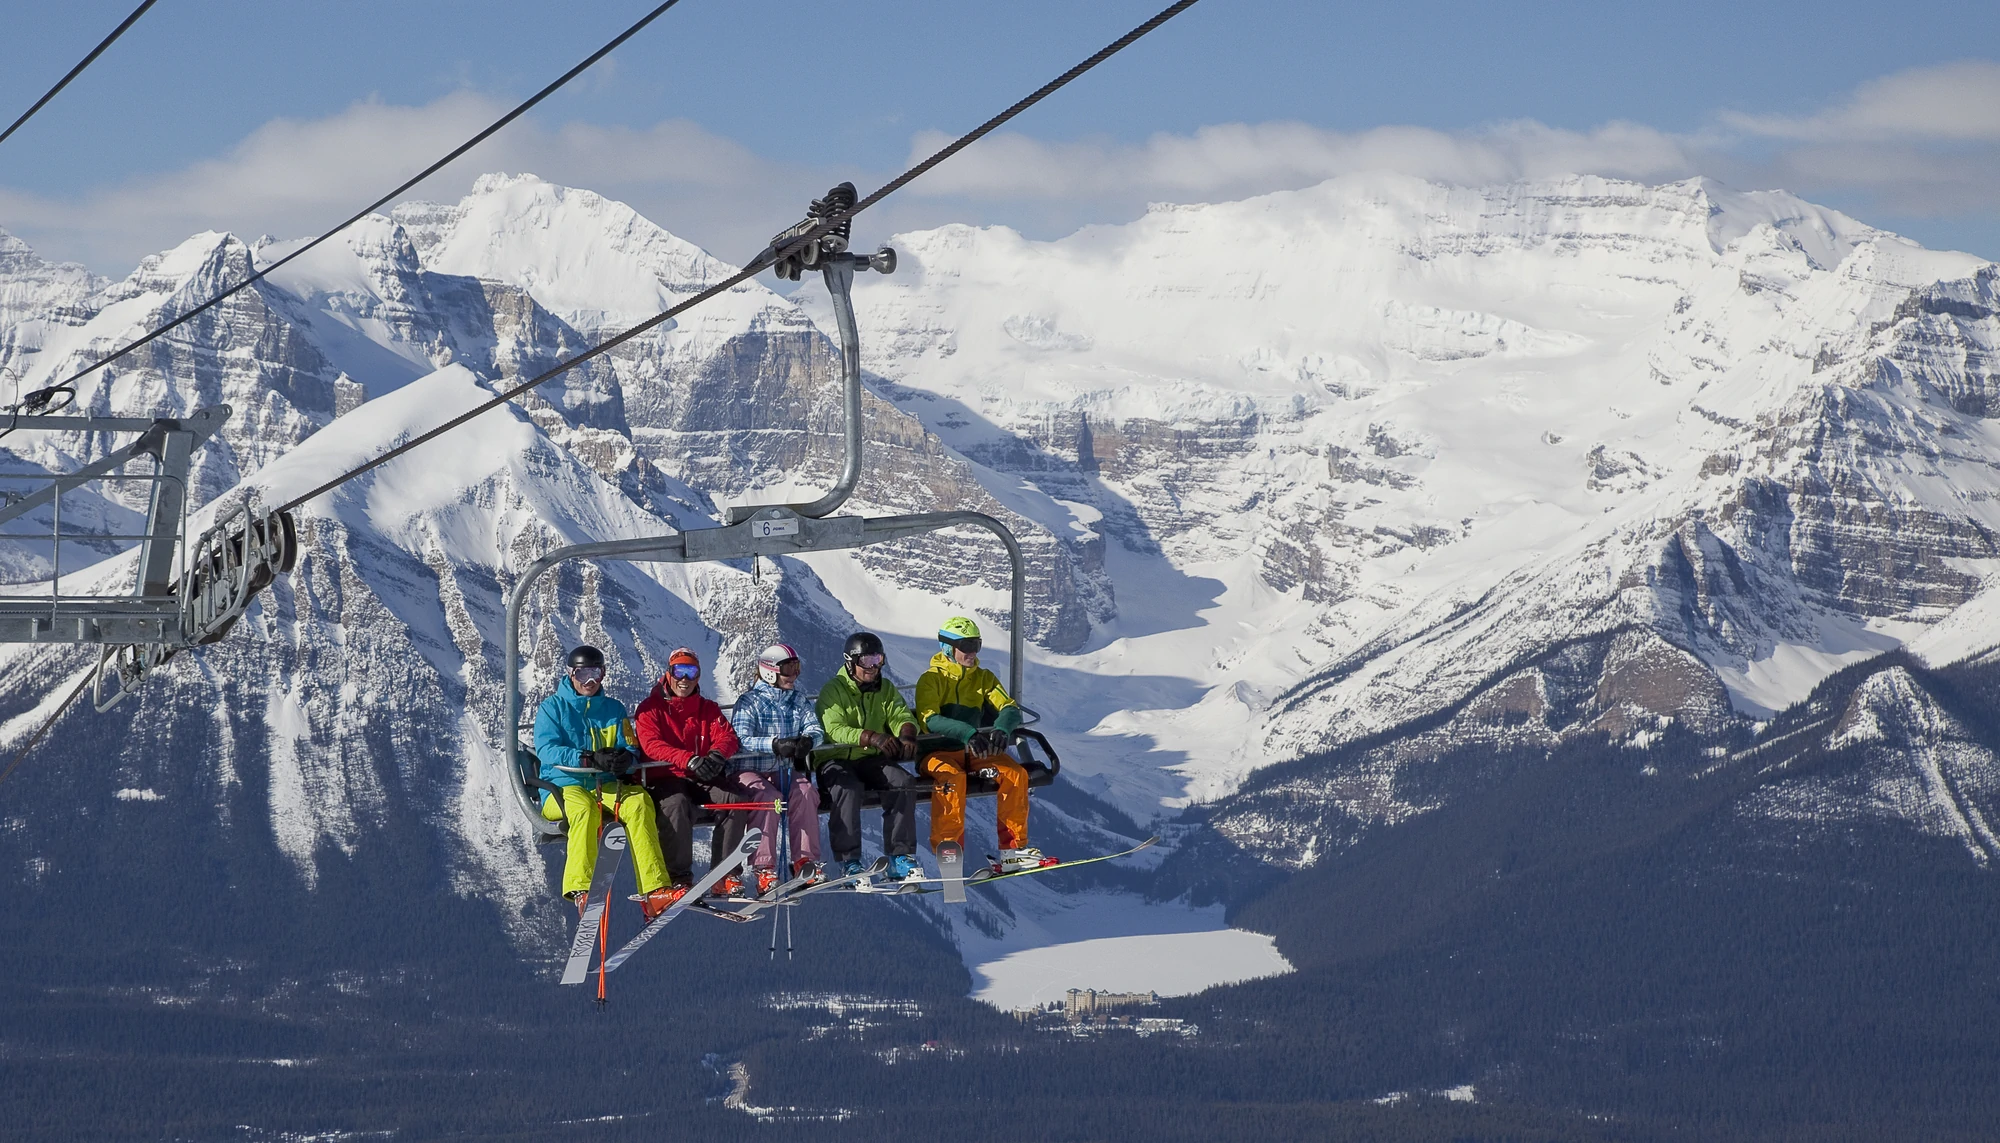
left=722, top=641, right=826, bottom=895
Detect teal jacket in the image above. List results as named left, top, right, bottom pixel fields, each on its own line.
left=533, top=676, right=635, bottom=789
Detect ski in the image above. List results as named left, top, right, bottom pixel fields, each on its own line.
left=852, top=865, right=928, bottom=895
left=971, top=836, right=1158, bottom=884
left=687, top=900, right=759, bottom=924
left=790, top=856, right=890, bottom=899
left=598, top=827, right=761, bottom=975
left=721, top=867, right=819, bottom=920
left=938, top=841, right=966, bottom=904
left=559, top=823, right=630, bottom=986
left=708, top=857, right=888, bottom=920
left=899, top=836, right=1160, bottom=893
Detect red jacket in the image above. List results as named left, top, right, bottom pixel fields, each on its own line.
left=632, top=680, right=740, bottom=780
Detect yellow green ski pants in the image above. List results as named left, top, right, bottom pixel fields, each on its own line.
left=542, top=783, right=670, bottom=897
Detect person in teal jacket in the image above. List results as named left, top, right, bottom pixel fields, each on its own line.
left=533, top=645, right=678, bottom=918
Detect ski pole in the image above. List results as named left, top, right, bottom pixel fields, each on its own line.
left=703, top=800, right=783, bottom=812
left=780, top=760, right=795, bottom=961
left=594, top=774, right=611, bottom=1009
left=770, top=762, right=789, bottom=960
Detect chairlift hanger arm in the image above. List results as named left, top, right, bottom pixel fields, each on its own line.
left=731, top=219, right=897, bottom=525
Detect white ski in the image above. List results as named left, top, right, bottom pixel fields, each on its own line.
left=939, top=841, right=966, bottom=904
left=597, top=827, right=761, bottom=975
left=558, top=824, right=629, bottom=986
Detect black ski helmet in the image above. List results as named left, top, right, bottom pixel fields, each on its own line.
left=566, top=645, right=605, bottom=670
left=843, top=631, right=885, bottom=662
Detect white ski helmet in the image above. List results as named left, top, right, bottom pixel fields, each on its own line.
left=756, top=642, right=801, bottom=685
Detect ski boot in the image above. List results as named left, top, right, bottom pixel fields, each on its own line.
left=755, top=868, right=781, bottom=897
left=792, top=859, right=826, bottom=886
left=640, top=885, right=688, bottom=920
left=888, top=854, right=922, bottom=882
left=996, top=847, right=1056, bottom=874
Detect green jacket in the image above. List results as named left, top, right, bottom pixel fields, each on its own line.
left=915, top=651, right=1022, bottom=745
left=814, top=667, right=918, bottom=766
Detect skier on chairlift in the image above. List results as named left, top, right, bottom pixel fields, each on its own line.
left=533, top=645, right=682, bottom=917
left=631, top=647, right=746, bottom=894
left=723, top=642, right=827, bottom=896
left=816, top=631, right=923, bottom=882
left=916, top=617, right=1049, bottom=874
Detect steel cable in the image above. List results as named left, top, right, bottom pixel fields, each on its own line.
left=279, top=0, right=1202, bottom=513
left=0, top=0, right=160, bottom=149
left=50, top=0, right=689, bottom=392
left=4, top=0, right=1203, bottom=781
left=0, top=670, right=92, bottom=787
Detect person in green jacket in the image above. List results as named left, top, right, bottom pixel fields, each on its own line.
left=815, top=631, right=921, bottom=880
left=915, top=616, right=1047, bottom=874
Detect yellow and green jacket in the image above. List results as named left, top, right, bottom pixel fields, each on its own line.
left=915, top=651, right=1023, bottom=746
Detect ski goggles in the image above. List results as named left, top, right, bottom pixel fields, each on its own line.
left=668, top=663, right=701, bottom=680
left=943, top=636, right=982, bottom=656
left=568, top=666, right=605, bottom=684
left=771, top=658, right=802, bottom=677
left=847, top=653, right=886, bottom=669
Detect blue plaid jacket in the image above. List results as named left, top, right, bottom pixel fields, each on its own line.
left=728, top=681, right=826, bottom=772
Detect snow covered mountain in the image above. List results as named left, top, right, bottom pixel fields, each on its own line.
left=5, top=169, right=2000, bottom=1000
left=828, top=173, right=2000, bottom=838
left=0, top=174, right=1122, bottom=978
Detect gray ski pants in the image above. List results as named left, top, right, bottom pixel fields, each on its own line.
left=653, top=773, right=751, bottom=884
left=819, top=757, right=917, bottom=862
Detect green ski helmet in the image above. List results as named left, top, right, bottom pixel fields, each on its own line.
left=938, top=615, right=982, bottom=658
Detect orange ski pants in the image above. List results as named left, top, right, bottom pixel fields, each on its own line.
left=921, top=749, right=1028, bottom=852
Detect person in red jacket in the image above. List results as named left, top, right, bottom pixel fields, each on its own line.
left=633, top=647, right=743, bottom=891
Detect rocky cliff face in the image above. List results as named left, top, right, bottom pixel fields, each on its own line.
left=835, top=174, right=2000, bottom=837
left=0, top=175, right=1100, bottom=936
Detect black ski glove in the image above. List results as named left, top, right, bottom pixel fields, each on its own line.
left=859, top=729, right=901, bottom=760
left=772, top=736, right=815, bottom=762
left=968, top=730, right=1007, bottom=757
left=595, top=747, right=638, bottom=778
left=687, top=749, right=727, bottom=785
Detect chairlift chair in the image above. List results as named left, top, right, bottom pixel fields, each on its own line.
left=502, top=186, right=1058, bottom=841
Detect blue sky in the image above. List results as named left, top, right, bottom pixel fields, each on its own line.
left=3, top=0, right=1998, bottom=270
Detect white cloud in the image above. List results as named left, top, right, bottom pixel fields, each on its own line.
left=3, top=60, right=1997, bottom=276
left=0, top=92, right=828, bottom=273
left=899, top=119, right=1701, bottom=202
left=887, top=63, right=2000, bottom=241
left=1722, top=60, right=2000, bottom=142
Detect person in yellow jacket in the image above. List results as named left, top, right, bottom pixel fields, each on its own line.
left=914, top=616, right=1050, bottom=873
